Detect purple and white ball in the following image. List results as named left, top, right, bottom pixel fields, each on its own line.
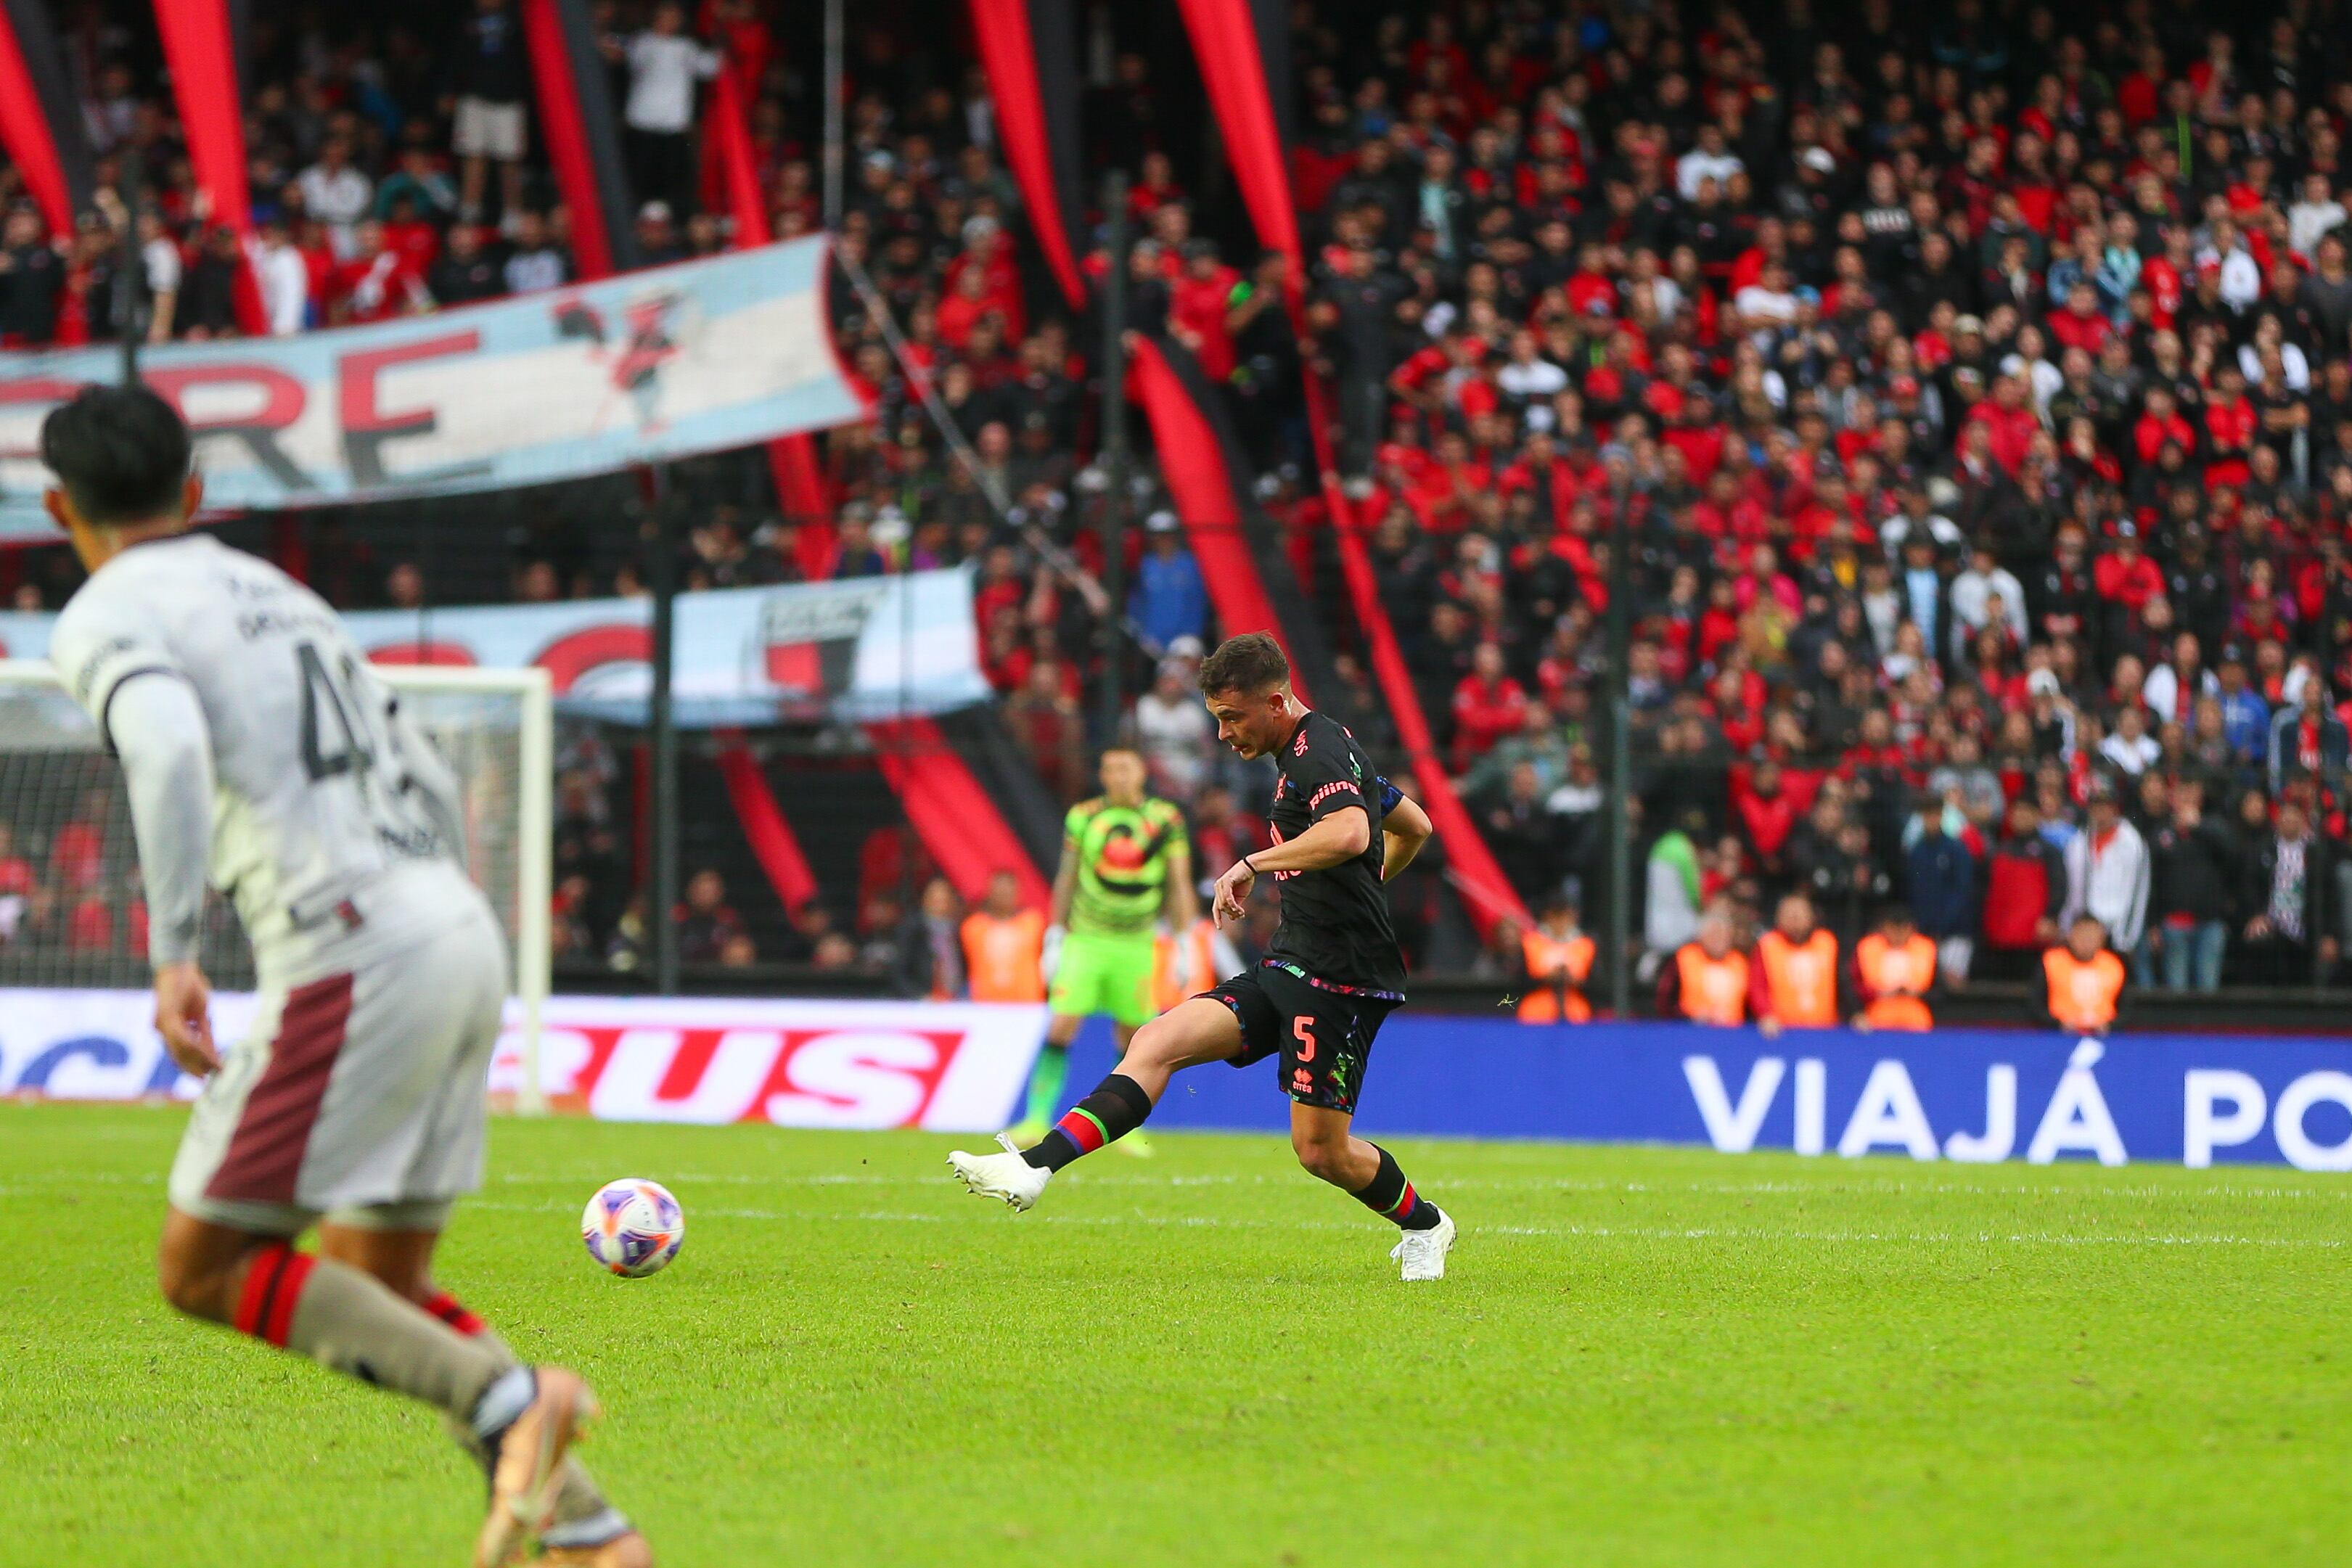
left=582, top=1178, right=685, bottom=1278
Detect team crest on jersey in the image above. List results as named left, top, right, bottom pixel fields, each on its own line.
left=1292, top=726, right=1311, bottom=757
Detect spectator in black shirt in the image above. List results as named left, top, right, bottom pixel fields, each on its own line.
left=1474, top=760, right=1560, bottom=911
left=2239, top=798, right=2338, bottom=985
left=2144, top=781, right=2237, bottom=993
left=0, top=209, right=62, bottom=346
left=634, top=202, right=688, bottom=267
left=1318, top=245, right=1409, bottom=475
left=673, top=868, right=747, bottom=964
left=178, top=226, right=244, bottom=340
left=429, top=223, right=505, bottom=305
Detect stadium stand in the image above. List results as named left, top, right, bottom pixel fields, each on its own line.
left=4, top=0, right=2352, bottom=1010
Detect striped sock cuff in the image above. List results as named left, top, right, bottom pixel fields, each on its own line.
left=232, top=1243, right=316, bottom=1348
left=422, top=1291, right=485, bottom=1337
left=1057, top=1106, right=1110, bottom=1155
left=1353, top=1145, right=1437, bottom=1229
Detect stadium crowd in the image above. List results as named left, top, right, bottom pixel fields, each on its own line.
left=7, top=1, right=2352, bottom=1006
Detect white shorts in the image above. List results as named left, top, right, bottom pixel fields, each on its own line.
left=454, top=96, right=526, bottom=162
left=169, top=897, right=508, bottom=1235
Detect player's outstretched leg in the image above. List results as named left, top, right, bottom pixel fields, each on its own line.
left=949, top=997, right=1239, bottom=1210
left=1105, top=1024, right=1156, bottom=1159
left=1290, top=1108, right=1456, bottom=1281
left=319, top=1223, right=652, bottom=1567
left=156, top=1209, right=599, bottom=1567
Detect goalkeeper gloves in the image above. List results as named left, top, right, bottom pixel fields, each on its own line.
left=1039, top=922, right=1065, bottom=984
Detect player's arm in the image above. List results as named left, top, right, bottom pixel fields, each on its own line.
left=1049, top=833, right=1079, bottom=926
left=1164, top=840, right=1199, bottom=927
left=1381, top=787, right=1434, bottom=880
left=110, top=673, right=222, bottom=1076
left=1041, top=828, right=1079, bottom=980
left=1212, top=808, right=1370, bottom=925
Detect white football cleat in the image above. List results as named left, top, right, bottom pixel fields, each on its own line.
left=1390, top=1208, right=1456, bottom=1281
left=948, top=1132, right=1052, bottom=1212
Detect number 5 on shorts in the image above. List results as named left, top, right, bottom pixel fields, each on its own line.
left=1292, top=1017, right=1316, bottom=1062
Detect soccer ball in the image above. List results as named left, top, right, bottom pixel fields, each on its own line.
left=581, top=1178, right=685, bottom=1278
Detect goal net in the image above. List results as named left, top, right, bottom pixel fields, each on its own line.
left=0, top=660, right=552, bottom=1111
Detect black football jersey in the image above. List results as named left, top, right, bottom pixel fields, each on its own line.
left=1263, top=710, right=1406, bottom=996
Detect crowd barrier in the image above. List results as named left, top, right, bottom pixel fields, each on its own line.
left=9, top=989, right=2352, bottom=1170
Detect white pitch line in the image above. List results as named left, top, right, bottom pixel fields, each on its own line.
left=460, top=1199, right=2343, bottom=1249
left=481, top=1170, right=2352, bottom=1202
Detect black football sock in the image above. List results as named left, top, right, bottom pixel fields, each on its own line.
left=1353, top=1144, right=1443, bottom=1231
left=1021, top=1073, right=1153, bottom=1170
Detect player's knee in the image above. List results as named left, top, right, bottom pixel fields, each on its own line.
left=1125, top=1014, right=1180, bottom=1069
left=154, top=1242, right=233, bottom=1323
left=1290, top=1127, right=1351, bottom=1184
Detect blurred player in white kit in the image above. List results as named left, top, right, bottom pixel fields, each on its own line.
left=41, top=385, right=648, bottom=1567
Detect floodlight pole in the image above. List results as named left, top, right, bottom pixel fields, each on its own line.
left=117, top=144, right=144, bottom=385
left=649, top=467, right=680, bottom=994
left=1097, top=169, right=1129, bottom=746
left=1605, top=475, right=1633, bottom=1018
left=822, top=0, right=844, bottom=229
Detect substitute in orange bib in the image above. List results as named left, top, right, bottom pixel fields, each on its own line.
left=1658, top=905, right=1748, bottom=1025
left=962, top=869, right=1046, bottom=1002
left=1854, top=903, right=1937, bottom=1030
left=1750, top=892, right=1846, bottom=1037
left=1517, top=890, right=1596, bottom=1023
left=2035, top=913, right=2127, bottom=1035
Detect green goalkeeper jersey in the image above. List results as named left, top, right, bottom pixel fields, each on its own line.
left=1065, top=795, right=1189, bottom=937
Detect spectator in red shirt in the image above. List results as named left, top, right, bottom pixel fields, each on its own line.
left=329, top=221, right=430, bottom=324
left=1451, top=641, right=1528, bottom=771
left=1167, top=239, right=1240, bottom=382
left=2046, top=281, right=2112, bottom=357
left=1737, top=760, right=1799, bottom=877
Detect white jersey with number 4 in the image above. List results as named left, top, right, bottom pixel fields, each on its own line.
left=49, top=532, right=485, bottom=985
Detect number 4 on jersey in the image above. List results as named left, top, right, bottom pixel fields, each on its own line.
left=298, top=641, right=374, bottom=783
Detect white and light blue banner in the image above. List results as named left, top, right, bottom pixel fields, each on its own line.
left=0, top=565, right=987, bottom=726
left=0, top=238, right=861, bottom=541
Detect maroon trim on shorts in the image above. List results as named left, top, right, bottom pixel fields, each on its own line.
left=205, top=972, right=356, bottom=1206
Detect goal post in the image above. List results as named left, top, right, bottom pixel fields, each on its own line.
left=0, top=658, right=552, bottom=1115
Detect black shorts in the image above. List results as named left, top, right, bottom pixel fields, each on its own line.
left=1198, top=962, right=1402, bottom=1115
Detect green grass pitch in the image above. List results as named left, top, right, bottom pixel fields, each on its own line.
left=10, top=1100, right=2351, bottom=1566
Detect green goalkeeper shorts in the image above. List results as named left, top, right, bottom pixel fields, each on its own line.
left=1049, top=929, right=1158, bottom=1028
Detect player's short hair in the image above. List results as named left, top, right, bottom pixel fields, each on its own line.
left=41, top=385, right=191, bottom=526
left=1198, top=632, right=1290, bottom=697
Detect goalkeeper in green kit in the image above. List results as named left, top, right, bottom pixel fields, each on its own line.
left=1016, top=747, right=1198, bottom=1154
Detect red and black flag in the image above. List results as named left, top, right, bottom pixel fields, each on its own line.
left=153, top=0, right=251, bottom=230
left=700, top=22, right=834, bottom=561
left=521, top=0, right=642, bottom=279
left=965, top=0, right=1530, bottom=937
left=967, top=0, right=1324, bottom=684
left=152, top=0, right=268, bottom=333
left=0, top=0, right=95, bottom=236
left=966, top=0, right=1087, bottom=311
left=1173, top=0, right=1298, bottom=274
left=1127, top=332, right=1340, bottom=707
left=1174, top=0, right=1532, bottom=939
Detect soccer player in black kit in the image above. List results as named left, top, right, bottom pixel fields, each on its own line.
left=951, top=633, right=1458, bottom=1279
